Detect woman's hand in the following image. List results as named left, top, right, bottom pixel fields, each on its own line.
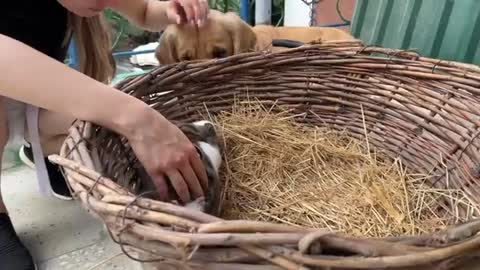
left=166, top=0, right=210, bottom=26
left=124, top=106, right=209, bottom=203
left=108, top=0, right=211, bottom=32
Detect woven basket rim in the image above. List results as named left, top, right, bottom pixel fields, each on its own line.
left=113, top=40, right=480, bottom=92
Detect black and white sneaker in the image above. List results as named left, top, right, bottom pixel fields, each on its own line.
left=0, top=213, right=37, bottom=270
left=19, top=144, right=73, bottom=201
left=18, top=145, right=35, bottom=170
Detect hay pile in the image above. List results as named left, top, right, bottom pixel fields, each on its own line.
left=209, top=101, right=479, bottom=238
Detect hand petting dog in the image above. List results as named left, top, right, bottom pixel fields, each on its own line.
left=166, top=0, right=210, bottom=26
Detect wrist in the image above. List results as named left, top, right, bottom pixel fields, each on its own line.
left=110, top=97, right=166, bottom=141
left=144, top=0, right=173, bottom=31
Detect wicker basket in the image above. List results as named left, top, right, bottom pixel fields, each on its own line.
left=49, top=40, right=480, bottom=270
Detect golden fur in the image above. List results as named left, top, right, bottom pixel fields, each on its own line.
left=155, top=10, right=356, bottom=64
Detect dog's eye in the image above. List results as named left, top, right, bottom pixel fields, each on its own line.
left=212, top=47, right=227, bottom=58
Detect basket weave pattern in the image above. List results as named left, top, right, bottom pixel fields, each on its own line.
left=50, top=40, right=480, bottom=270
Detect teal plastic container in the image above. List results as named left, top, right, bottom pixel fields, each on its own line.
left=350, top=0, right=480, bottom=65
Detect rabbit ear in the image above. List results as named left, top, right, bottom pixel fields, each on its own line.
left=192, top=120, right=216, bottom=136
left=176, top=121, right=200, bottom=139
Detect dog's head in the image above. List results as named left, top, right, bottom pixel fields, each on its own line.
left=155, top=10, right=257, bottom=64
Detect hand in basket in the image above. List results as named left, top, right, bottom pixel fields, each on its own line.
left=127, top=109, right=209, bottom=203
left=166, top=0, right=210, bottom=27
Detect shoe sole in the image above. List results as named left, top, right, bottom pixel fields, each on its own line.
left=53, top=192, right=73, bottom=201
left=19, top=145, right=36, bottom=170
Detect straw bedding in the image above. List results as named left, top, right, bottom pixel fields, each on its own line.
left=206, top=100, right=479, bottom=238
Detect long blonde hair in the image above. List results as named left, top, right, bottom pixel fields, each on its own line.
left=64, top=12, right=116, bottom=84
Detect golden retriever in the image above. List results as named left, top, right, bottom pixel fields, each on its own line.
left=155, top=9, right=356, bottom=64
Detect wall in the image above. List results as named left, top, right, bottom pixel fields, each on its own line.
left=314, top=0, right=357, bottom=31
left=350, top=0, right=480, bottom=65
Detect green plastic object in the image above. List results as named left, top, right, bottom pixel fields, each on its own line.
left=350, top=0, right=480, bottom=65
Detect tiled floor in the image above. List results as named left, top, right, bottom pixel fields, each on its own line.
left=1, top=146, right=145, bottom=270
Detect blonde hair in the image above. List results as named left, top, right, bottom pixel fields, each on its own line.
left=64, top=12, right=116, bottom=84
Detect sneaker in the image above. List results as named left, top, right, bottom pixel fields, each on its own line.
left=0, top=213, right=37, bottom=270
left=18, top=144, right=35, bottom=170
left=19, top=144, right=73, bottom=201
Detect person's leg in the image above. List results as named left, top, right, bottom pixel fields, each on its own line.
left=20, top=109, right=75, bottom=200
left=0, top=97, right=36, bottom=270
left=38, top=109, right=74, bottom=156
left=0, top=200, right=5, bottom=214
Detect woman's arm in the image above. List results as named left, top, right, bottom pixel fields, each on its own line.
left=0, top=34, right=141, bottom=134
left=110, top=0, right=209, bottom=32
left=0, top=34, right=208, bottom=202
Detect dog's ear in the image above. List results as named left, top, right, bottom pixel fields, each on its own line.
left=222, top=12, right=257, bottom=54
left=155, top=28, right=178, bottom=65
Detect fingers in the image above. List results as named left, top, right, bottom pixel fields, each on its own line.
left=198, top=0, right=209, bottom=26
left=200, top=0, right=209, bottom=16
left=191, top=0, right=201, bottom=26
left=172, top=0, right=209, bottom=26
left=151, top=173, right=169, bottom=201
left=180, top=162, right=205, bottom=198
left=178, top=0, right=195, bottom=25
left=150, top=159, right=205, bottom=204
left=160, top=158, right=207, bottom=205
left=166, top=169, right=191, bottom=203
left=190, top=153, right=209, bottom=192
